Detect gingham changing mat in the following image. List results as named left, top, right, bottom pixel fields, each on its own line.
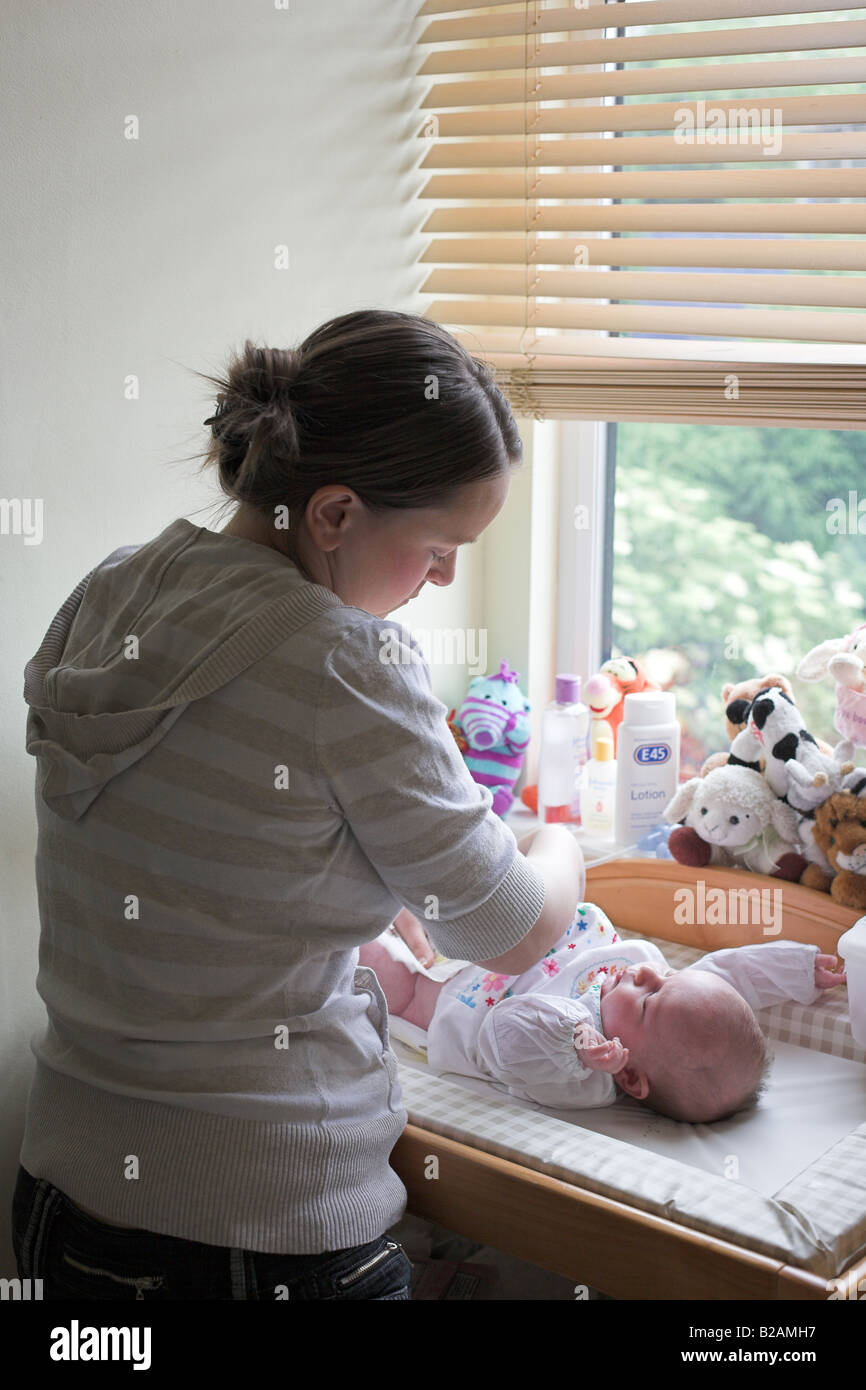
left=392, top=929, right=866, bottom=1279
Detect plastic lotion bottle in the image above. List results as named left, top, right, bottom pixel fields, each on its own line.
left=581, top=722, right=617, bottom=837
left=538, top=674, right=590, bottom=824
left=614, top=690, right=680, bottom=847
left=837, top=917, right=866, bottom=1048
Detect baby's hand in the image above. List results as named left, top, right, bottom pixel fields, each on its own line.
left=814, top=952, right=847, bottom=990
left=574, top=1021, right=628, bottom=1074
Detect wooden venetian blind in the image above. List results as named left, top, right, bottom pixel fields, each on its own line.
left=416, top=0, right=866, bottom=426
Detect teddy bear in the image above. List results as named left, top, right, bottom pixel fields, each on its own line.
left=803, top=789, right=866, bottom=908
left=663, top=764, right=807, bottom=879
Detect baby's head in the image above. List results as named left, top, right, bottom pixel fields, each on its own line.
left=599, top=961, right=771, bottom=1124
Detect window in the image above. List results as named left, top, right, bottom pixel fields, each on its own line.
left=604, top=421, right=866, bottom=776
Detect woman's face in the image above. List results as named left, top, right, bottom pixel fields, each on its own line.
left=297, top=471, right=513, bottom=618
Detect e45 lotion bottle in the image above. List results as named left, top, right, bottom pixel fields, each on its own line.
left=614, top=690, right=680, bottom=847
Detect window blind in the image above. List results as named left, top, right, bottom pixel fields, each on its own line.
left=416, top=0, right=866, bottom=426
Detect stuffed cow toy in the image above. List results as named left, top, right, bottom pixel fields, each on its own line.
left=726, top=685, right=855, bottom=811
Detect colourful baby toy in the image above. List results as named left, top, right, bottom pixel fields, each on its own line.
left=583, top=656, right=659, bottom=754
left=447, top=660, right=531, bottom=817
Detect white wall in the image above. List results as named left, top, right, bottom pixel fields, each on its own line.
left=2, top=0, right=512, bottom=1274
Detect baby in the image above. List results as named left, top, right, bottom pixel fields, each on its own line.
left=359, top=902, right=847, bottom=1124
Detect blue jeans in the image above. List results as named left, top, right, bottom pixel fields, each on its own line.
left=11, top=1166, right=412, bottom=1300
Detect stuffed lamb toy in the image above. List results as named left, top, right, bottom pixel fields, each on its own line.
left=664, top=765, right=806, bottom=878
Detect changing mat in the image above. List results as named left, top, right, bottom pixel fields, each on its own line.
left=385, top=927, right=866, bottom=1279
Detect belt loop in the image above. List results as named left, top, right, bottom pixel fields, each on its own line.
left=21, top=1180, right=63, bottom=1281
left=229, top=1246, right=248, bottom=1300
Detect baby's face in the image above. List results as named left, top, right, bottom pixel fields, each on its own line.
left=599, top=961, right=740, bottom=1083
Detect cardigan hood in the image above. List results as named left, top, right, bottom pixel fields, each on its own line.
left=23, top=518, right=342, bottom=821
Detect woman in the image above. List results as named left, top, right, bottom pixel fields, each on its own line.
left=12, top=308, right=584, bottom=1300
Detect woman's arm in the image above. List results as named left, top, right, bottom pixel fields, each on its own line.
left=474, top=825, right=585, bottom=974
left=391, top=825, right=585, bottom=975
left=319, top=620, right=548, bottom=967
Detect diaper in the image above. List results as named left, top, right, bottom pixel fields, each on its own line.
left=376, top=924, right=472, bottom=983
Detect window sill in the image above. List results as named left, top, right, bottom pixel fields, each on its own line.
left=585, top=858, right=860, bottom=957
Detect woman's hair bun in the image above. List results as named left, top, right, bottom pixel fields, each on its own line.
left=231, top=342, right=303, bottom=408
left=203, top=340, right=304, bottom=493
left=206, top=341, right=303, bottom=425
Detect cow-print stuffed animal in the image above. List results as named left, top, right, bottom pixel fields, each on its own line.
left=727, top=686, right=859, bottom=882
left=727, top=686, right=855, bottom=810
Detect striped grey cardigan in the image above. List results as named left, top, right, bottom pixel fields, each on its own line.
left=20, top=518, right=545, bottom=1252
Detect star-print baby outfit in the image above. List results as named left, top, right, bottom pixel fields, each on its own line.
left=424, top=902, right=826, bottom=1110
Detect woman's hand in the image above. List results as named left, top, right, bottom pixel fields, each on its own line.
left=391, top=906, right=436, bottom=968
left=814, top=953, right=847, bottom=990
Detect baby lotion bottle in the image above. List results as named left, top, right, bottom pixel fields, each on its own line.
left=614, top=691, right=680, bottom=847
left=538, top=674, right=590, bottom=824
left=581, top=722, right=617, bottom=837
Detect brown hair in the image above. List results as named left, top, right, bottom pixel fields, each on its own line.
left=187, top=310, right=523, bottom=526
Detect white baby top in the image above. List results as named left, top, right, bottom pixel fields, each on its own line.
left=425, top=902, right=824, bottom=1111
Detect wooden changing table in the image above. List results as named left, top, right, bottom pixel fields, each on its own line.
left=391, top=860, right=866, bottom=1301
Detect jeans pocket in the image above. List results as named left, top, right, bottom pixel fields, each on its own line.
left=326, top=1238, right=412, bottom=1300
left=42, top=1202, right=169, bottom=1300
left=53, top=1246, right=165, bottom=1300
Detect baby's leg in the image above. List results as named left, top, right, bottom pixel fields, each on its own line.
left=358, top=941, right=444, bottom=1029
left=358, top=941, right=416, bottom=1014
left=400, top=975, right=443, bottom=1031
